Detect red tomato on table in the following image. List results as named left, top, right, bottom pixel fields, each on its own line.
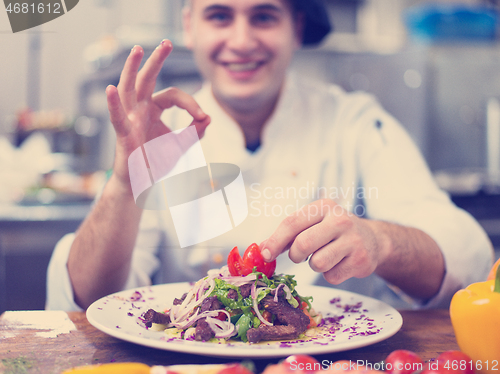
left=283, top=355, right=321, bottom=373
left=217, top=363, right=254, bottom=374
left=227, top=243, right=276, bottom=278
left=421, top=351, right=475, bottom=374
left=385, top=350, right=424, bottom=374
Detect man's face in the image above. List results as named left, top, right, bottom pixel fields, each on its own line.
left=183, top=0, right=302, bottom=111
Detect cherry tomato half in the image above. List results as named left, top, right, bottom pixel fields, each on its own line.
left=227, top=243, right=276, bottom=278
left=385, top=350, right=424, bottom=374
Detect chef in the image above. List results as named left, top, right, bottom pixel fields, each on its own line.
left=47, top=0, right=493, bottom=311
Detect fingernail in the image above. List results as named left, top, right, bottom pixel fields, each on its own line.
left=159, top=39, right=171, bottom=48
left=261, top=248, right=272, bottom=261
left=131, top=45, right=144, bottom=56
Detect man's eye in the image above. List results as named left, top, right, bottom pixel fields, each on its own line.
left=207, top=12, right=231, bottom=24
left=252, top=13, right=278, bottom=26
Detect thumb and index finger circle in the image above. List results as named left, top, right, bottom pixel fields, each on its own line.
left=152, top=86, right=211, bottom=138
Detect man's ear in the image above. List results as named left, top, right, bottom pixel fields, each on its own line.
left=182, top=6, right=193, bottom=49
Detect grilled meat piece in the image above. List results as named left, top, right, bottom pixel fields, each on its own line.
left=227, top=288, right=238, bottom=300
left=173, top=292, right=188, bottom=305
left=246, top=324, right=298, bottom=342
left=142, top=309, right=170, bottom=328
left=246, top=295, right=310, bottom=343
left=264, top=295, right=309, bottom=330
left=240, top=284, right=252, bottom=299
left=200, top=295, right=223, bottom=313
left=195, top=318, right=215, bottom=341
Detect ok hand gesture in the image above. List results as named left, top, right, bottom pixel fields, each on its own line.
left=106, top=40, right=210, bottom=189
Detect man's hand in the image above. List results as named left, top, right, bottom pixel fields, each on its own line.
left=106, top=40, right=211, bottom=189
left=68, top=40, right=211, bottom=309
left=260, top=199, right=444, bottom=300
left=260, top=199, right=388, bottom=285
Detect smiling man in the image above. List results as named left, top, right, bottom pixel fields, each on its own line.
left=183, top=0, right=313, bottom=151
left=47, top=0, right=493, bottom=311
left=184, top=0, right=299, bottom=144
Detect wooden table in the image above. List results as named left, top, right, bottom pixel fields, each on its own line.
left=0, top=310, right=459, bottom=373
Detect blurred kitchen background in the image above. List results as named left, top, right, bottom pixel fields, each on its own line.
left=1, top=0, right=500, bottom=313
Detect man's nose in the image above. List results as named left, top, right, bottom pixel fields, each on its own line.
left=226, top=17, right=258, bottom=53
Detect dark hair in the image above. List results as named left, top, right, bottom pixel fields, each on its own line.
left=185, top=0, right=332, bottom=46
left=290, top=0, right=332, bottom=45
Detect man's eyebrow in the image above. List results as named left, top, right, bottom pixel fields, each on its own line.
left=252, top=4, right=283, bottom=12
left=203, top=4, right=232, bottom=14
left=202, top=3, right=283, bottom=14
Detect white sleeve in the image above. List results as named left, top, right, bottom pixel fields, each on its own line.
left=354, top=100, right=494, bottom=308
left=46, top=233, right=81, bottom=311
left=45, top=209, right=164, bottom=311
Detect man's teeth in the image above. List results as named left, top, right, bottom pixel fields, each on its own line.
left=227, top=62, right=259, bottom=71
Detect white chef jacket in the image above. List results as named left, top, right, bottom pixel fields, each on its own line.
left=46, top=73, right=493, bottom=311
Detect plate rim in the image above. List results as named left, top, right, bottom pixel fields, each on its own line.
left=86, top=283, right=403, bottom=358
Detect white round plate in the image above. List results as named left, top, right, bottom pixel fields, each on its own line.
left=86, top=283, right=402, bottom=358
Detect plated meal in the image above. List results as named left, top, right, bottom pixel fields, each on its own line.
left=140, top=244, right=321, bottom=344
left=86, top=244, right=402, bottom=358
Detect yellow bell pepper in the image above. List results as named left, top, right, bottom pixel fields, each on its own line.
left=62, top=362, right=150, bottom=374
left=487, top=257, right=500, bottom=281
left=450, top=265, right=500, bottom=374
left=62, top=362, right=249, bottom=374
